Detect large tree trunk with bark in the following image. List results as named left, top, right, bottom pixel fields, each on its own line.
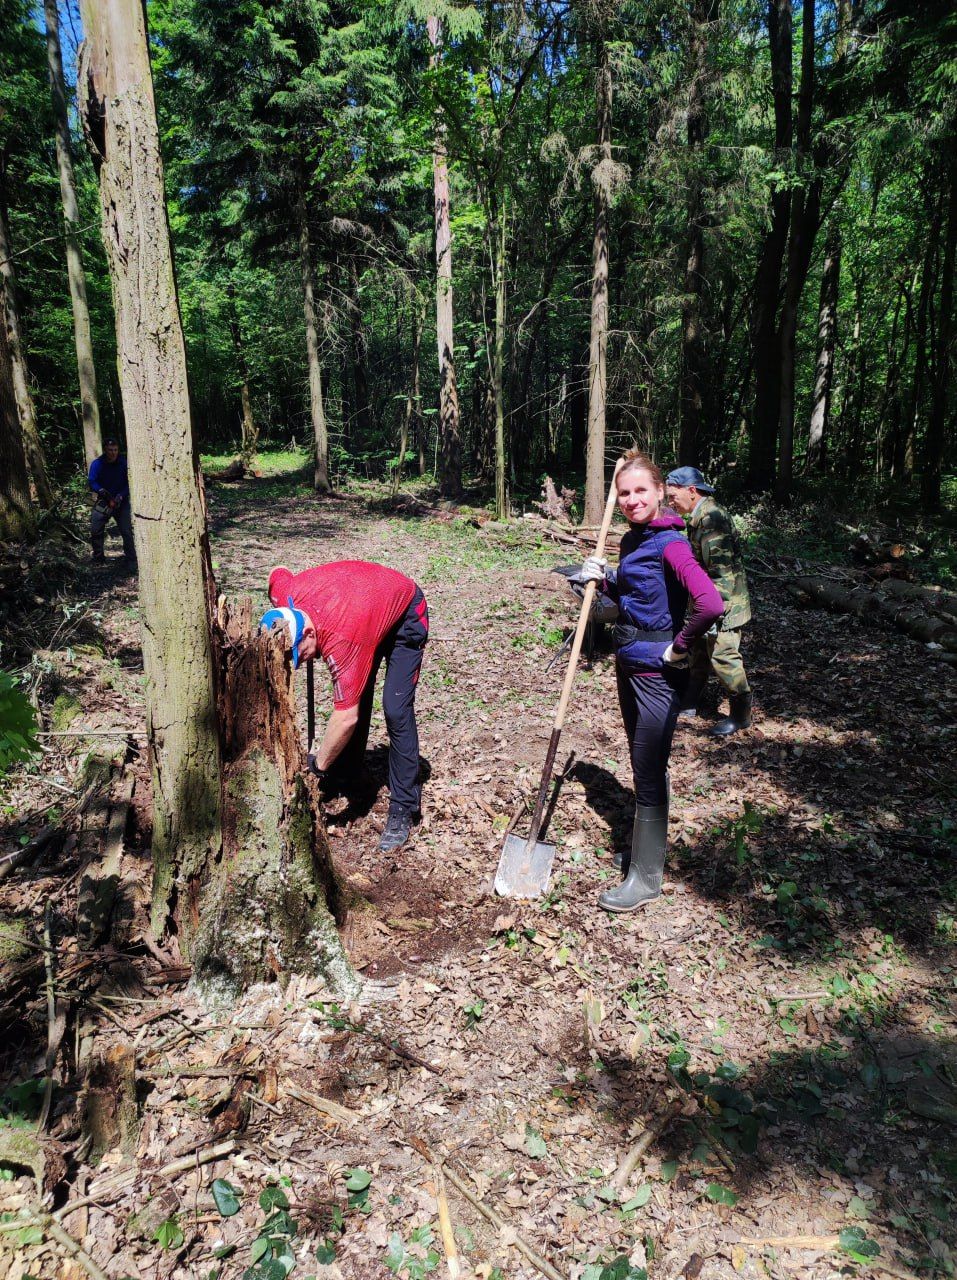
left=0, top=306, right=35, bottom=542
left=427, top=16, right=463, bottom=500
left=393, top=299, right=424, bottom=495
left=44, top=0, right=102, bottom=470
left=0, top=193, right=54, bottom=508
left=492, top=201, right=508, bottom=519
left=747, top=0, right=792, bottom=490
left=678, top=0, right=718, bottom=468
left=806, top=222, right=841, bottom=472
left=584, top=34, right=612, bottom=527
left=297, top=193, right=331, bottom=493
left=78, top=0, right=354, bottom=1001
left=921, top=160, right=956, bottom=511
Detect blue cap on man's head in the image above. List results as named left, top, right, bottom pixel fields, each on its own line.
left=666, top=466, right=715, bottom=494
left=258, top=597, right=308, bottom=668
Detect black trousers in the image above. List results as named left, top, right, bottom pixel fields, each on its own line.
left=616, top=663, right=687, bottom=807
left=90, top=500, right=135, bottom=560
left=333, top=587, right=429, bottom=813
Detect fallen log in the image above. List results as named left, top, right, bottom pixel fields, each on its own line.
left=789, top=576, right=957, bottom=653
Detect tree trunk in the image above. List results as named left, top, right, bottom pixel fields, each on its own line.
left=492, top=200, right=508, bottom=520
left=393, top=299, right=423, bottom=494
left=806, top=223, right=841, bottom=472
left=44, top=0, right=102, bottom=469
left=297, top=194, right=330, bottom=493
left=427, top=16, right=463, bottom=500
left=0, top=304, right=35, bottom=542
left=584, top=33, right=612, bottom=527
left=747, top=0, right=792, bottom=490
left=348, top=259, right=372, bottom=457
left=78, top=0, right=353, bottom=1000
left=0, top=194, right=54, bottom=508
left=227, top=285, right=258, bottom=466
left=921, top=162, right=956, bottom=511
left=678, top=0, right=718, bottom=467
left=903, top=193, right=940, bottom=482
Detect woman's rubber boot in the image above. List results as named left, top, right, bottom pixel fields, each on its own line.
left=677, top=677, right=707, bottom=721
left=599, top=803, right=668, bottom=913
left=711, top=692, right=752, bottom=737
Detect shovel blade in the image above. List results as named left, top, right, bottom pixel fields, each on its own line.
left=494, top=833, right=556, bottom=899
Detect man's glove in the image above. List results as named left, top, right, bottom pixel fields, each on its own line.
left=308, top=754, right=334, bottom=796
left=662, top=643, right=688, bottom=667
left=97, top=488, right=110, bottom=500
left=580, top=556, right=607, bottom=584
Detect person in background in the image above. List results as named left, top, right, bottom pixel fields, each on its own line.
left=580, top=450, right=723, bottom=913
left=665, top=466, right=753, bottom=736
left=260, top=561, right=429, bottom=853
left=88, top=437, right=136, bottom=566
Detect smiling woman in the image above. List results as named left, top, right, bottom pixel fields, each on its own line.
left=577, top=448, right=723, bottom=914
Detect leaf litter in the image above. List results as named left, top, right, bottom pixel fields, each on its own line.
left=0, top=480, right=955, bottom=1280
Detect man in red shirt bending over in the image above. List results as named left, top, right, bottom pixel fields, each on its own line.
left=263, top=562, right=429, bottom=852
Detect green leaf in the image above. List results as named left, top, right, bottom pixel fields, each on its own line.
left=17, top=1225, right=44, bottom=1246
left=316, top=1240, right=336, bottom=1263
left=704, top=1183, right=738, bottom=1206
left=660, top=1160, right=679, bottom=1182
left=839, top=1227, right=880, bottom=1260
left=599, top=1257, right=647, bottom=1280
left=344, top=1167, right=372, bottom=1192
left=258, top=1186, right=289, bottom=1212
left=667, top=1047, right=690, bottom=1071
left=621, top=1184, right=652, bottom=1211
left=211, top=1178, right=242, bottom=1217
left=155, top=1217, right=185, bottom=1250
left=385, top=1231, right=407, bottom=1273
left=847, top=1196, right=871, bottom=1220
left=250, top=1237, right=272, bottom=1264
left=524, top=1124, right=547, bottom=1158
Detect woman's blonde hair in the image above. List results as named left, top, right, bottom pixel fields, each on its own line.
left=617, top=448, right=664, bottom=487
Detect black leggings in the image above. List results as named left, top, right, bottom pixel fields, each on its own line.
left=333, top=587, right=429, bottom=813
left=616, top=663, right=687, bottom=807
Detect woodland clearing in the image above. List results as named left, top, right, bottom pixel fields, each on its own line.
left=1, top=461, right=956, bottom=1280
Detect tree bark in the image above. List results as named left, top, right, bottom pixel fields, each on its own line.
left=747, top=0, right=792, bottom=490
left=393, top=298, right=423, bottom=494
left=774, top=0, right=815, bottom=497
left=348, top=258, right=372, bottom=457
left=78, top=0, right=354, bottom=1000
left=0, top=302, right=35, bottom=542
left=227, top=284, right=258, bottom=466
left=492, top=199, right=508, bottom=519
left=921, top=161, right=956, bottom=511
left=297, top=193, right=330, bottom=493
left=427, top=16, right=463, bottom=500
left=678, top=0, right=718, bottom=468
left=44, top=0, right=102, bottom=469
left=78, top=0, right=223, bottom=943
left=0, top=193, right=54, bottom=508
left=806, top=223, right=841, bottom=472
left=584, top=33, right=612, bottom=527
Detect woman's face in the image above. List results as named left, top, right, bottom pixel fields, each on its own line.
left=616, top=466, right=663, bottom=525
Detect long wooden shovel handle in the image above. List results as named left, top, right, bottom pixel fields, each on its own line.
left=524, top=461, right=623, bottom=850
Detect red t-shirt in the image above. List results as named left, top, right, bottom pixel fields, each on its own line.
left=269, top=562, right=416, bottom=710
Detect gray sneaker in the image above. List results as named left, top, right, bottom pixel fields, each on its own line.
left=379, top=806, right=416, bottom=853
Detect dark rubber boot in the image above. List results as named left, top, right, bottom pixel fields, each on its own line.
left=599, top=803, right=669, bottom=913
left=711, top=692, right=752, bottom=737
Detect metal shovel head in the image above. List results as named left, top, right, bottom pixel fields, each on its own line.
left=494, top=832, right=556, bottom=899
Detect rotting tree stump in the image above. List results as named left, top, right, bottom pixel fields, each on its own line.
left=187, top=597, right=359, bottom=1006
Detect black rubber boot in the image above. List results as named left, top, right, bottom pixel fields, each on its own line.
left=710, top=692, right=752, bottom=737
left=599, top=803, right=669, bottom=913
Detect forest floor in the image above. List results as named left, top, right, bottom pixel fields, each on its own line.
left=1, top=457, right=956, bottom=1280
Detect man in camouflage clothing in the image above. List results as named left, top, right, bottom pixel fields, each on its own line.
left=665, top=466, right=752, bottom=736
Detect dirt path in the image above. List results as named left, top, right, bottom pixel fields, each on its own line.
left=2, top=475, right=956, bottom=1280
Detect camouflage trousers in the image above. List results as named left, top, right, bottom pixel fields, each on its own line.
left=688, top=627, right=751, bottom=698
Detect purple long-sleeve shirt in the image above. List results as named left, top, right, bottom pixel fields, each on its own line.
left=660, top=537, right=724, bottom=652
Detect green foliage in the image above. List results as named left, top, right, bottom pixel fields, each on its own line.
left=154, top=1217, right=185, bottom=1250
left=211, top=1178, right=242, bottom=1217
left=0, top=672, right=40, bottom=774
left=384, top=1224, right=440, bottom=1278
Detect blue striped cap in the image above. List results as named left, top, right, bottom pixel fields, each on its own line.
left=258, top=599, right=308, bottom=668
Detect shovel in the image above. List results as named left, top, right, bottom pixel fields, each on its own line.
left=494, top=461, right=623, bottom=898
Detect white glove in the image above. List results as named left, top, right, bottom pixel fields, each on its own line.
left=580, top=556, right=607, bottom=584
left=662, top=643, right=688, bottom=667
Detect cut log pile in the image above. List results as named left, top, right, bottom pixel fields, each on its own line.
left=787, top=573, right=957, bottom=659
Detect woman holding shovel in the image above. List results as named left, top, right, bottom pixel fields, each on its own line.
left=580, top=451, right=723, bottom=913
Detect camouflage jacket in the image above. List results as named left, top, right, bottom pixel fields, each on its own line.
left=688, top=496, right=752, bottom=628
